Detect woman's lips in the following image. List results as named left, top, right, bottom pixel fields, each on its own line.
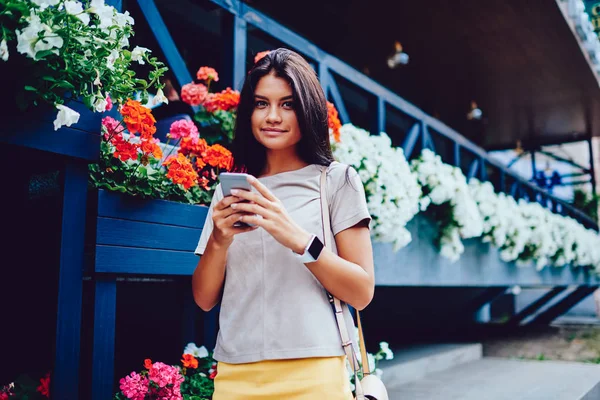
left=261, top=128, right=287, bottom=136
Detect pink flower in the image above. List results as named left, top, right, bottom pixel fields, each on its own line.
left=102, top=116, right=122, bottom=138
left=147, top=362, right=184, bottom=399
left=168, top=119, right=199, bottom=140
left=105, top=95, right=113, bottom=111
left=119, top=371, right=149, bottom=400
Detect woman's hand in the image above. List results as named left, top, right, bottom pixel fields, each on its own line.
left=211, top=194, right=258, bottom=248
left=230, top=176, right=312, bottom=254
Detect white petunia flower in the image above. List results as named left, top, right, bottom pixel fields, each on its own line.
left=93, top=95, right=108, bottom=112
left=64, top=1, right=90, bottom=25
left=131, top=46, right=151, bottom=64
left=151, top=87, right=169, bottom=106
left=89, top=0, right=115, bottom=30
left=106, top=49, right=119, bottom=70
left=16, top=14, right=64, bottom=60
left=183, top=342, right=209, bottom=359
left=53, top=104, right=80, bottom=130
left=0, top=39, right=8, bottom=61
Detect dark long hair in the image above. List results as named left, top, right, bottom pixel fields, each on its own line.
left=231, top=48, right=334, bottom=176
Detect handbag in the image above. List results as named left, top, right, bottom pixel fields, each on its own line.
left=319, top=168, right=389, bottom=400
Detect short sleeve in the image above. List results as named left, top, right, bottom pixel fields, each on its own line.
left=194, top=184, right=223, bottom=256
left=327, top=163, right=372, bottom=236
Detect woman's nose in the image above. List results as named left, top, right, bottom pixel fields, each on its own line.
left=266, top=106, right=282, bottom=123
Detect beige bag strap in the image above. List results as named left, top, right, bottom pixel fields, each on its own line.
left=319, top=168, right=368, bottom=397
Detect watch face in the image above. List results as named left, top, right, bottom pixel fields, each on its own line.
left=307, top=236, right=324, bottom=260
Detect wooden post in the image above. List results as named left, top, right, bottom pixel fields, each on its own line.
left=53, top=161, right=88, bottom=400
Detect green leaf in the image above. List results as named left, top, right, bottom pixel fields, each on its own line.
left=24, top=85, right=38, bottom=92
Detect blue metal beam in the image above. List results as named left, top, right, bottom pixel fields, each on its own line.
left=507, top=286, right=568, bottom=326
left=467, top=159, right=480, bottom=180
left=527, top=286, right=599, bottom=325
left=136, top=0, right=198, bottom=112
left=402, top=123, right=421, bottom=159
left=326, top=71, right=350, bottom=124
left=53, top=161, right=88, bottom=400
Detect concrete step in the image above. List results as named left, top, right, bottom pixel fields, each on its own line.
left=386, top=358, right=600, bottom=400
left=380, top=343, right=482, bottom=387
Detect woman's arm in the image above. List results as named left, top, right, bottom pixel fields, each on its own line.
left=300, top=223, right=374, bottom=310
left=231, top=176, right=375, bottom=310
left=192, top=235, right=228, bottom=312
left=192, top=195, right=257, bottom=311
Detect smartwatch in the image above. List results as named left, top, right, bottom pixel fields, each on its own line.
left=294, top=234, right=325, bottom=263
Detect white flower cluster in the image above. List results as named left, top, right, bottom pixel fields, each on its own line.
left=469, top=179, right=600, bottom=272
left=410, top=149, right=483, bottom=262
left=3, top=0, right=166, bottom=130
left=332, top=124, right=422, bottom=251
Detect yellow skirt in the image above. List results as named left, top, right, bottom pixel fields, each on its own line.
left=213, top=356, right=354, bottom=400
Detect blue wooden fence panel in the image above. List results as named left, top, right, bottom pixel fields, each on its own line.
left=97, top=189, right=208, bottom=228
left=96, top=218, right=201, bottom=251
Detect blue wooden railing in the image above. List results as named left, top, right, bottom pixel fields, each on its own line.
left=139, top=0, right=597, bottom=231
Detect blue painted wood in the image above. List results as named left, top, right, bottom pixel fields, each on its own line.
left=318, top=63, right=329, bottom=95
left=401, top=123, right=421, bottom=159
left=96, top=217, right=201, bottom=251
left=326, top=71, right=350, bottom=124
left=106, top=0, right=122, bottom=11
left=97, top=189, right=208, bottom=229
left=373, top=214, right=600, bottom=286
left=369, top=96, right=385, bottom=136
left=422, top=123, right=436, bottom=152
left=0, top=99, right=101, bottom=161
left=92, top=279, right=117, bottom=400
left=136, top=0, right=198, bottom=112
left=96, top=246, right=198, bottom=275
left=53, top=162, right=88, bottom=400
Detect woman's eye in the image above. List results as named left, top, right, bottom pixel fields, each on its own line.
left=255, top=101, right=267, bottom=108
left=282, top=101, right=294, bottom=108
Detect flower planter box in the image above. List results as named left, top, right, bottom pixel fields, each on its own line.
left=373, top=214, right=600, bottom=286
left=88, top=189, right=210, bottom=400
left=92, top=189, right=209, bottom=275
left=0, top=99, right=103, bottom=161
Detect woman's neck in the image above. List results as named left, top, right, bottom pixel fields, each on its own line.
left=260, top=148, right=308, bottom=177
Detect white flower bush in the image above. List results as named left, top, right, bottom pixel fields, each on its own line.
left=1, top=0, right=167, bottom=130
left=410, top=149, right=483, bottom=262
left=469, top=179, right=600, bottom=272
left=332, top=124, right=422, bottom=251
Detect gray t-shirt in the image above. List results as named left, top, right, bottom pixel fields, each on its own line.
left=195, top=162, right=371, bottom=364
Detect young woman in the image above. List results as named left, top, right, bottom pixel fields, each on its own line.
left=192, top=48, right=374, bottom=399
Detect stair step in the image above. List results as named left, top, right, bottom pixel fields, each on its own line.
left=386, top=358, right=600, bottom=400
left=380, top=343, right=482, bottom=387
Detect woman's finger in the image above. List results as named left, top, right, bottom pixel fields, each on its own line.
left=247, top=176, right=278, bottom=202
left=239, top=214, right=267, bottom=228
left=215, top=195, right=243, bottom=211
left=230, top=189, right=272, bottom=210
left=230, top=202, right=272, bottom=219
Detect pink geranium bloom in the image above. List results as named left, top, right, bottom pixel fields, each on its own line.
left=168, top=119, right=199, bottom=140
left=119, top=371, right=149, bottom=400
left=102, top=116, right=122, bottom=138
left=105, top=95, right=113, bottom=111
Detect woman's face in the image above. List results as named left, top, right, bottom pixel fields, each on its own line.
left=251, top=73, right=301, bottom=152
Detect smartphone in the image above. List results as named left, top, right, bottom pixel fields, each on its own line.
left=219, top=172, right=256, bottom=227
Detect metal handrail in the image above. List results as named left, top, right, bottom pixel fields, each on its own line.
left=204, top=0, right=597, bottom=230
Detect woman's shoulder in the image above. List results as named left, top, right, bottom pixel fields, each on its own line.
left=325, top=161, right=361, bottom=191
